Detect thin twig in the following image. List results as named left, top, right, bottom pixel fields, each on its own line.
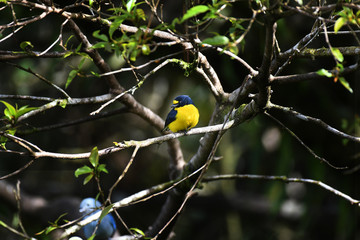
left=0, top=159, right=34, bottom=180
left=268, top=102, right=360, bottom=143
left=264, top=111, right=347, bottom=169
left=107, top=145, right=140, bottom=203
left=203, top=174, right=360, bottom=206
left=6, top=62, right=71, bottom=99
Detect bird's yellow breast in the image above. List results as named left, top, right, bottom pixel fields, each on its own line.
left=168, top=104, right=199, bottom=132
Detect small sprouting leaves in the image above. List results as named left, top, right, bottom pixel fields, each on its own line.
left=0, top=101, right=37, bottom=124
left=316, top=67, right=353, bottom=93
left=66, top=57, right=87, bottom=89
left=75, top=147, right=109, bottom=185
left=334, top=7, right=360, bottom=33
left=126, top=0, right=136, bottom=12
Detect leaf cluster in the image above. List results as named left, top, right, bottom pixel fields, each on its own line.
left=75, top=147, right=109, bottom=185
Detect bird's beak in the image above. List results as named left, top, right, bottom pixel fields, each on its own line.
left=171, top=100, right=179, bottom=108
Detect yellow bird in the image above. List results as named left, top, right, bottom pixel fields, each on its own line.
left=163, top=95, right=199, bottom=133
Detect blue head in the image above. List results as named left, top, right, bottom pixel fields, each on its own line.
left=79, top=198, right=116, bottom=240
left=171, top=95, right=194, bottom=108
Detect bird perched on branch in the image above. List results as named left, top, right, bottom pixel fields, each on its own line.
left=163, top=95, right=199, bottom=133
left=79, top=198, right=116, bottom=240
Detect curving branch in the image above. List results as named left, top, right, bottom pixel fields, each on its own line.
left=268, top=102, right=360, bottom=144
left=203, top=174, right=360, bottom=206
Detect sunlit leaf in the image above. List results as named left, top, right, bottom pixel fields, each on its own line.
left=136, top=8, right=146, bottom=21
left=74, top=166, right=93, bottom=177
left=20, top=41, right=34, bottom=51
left=0, top=101, right=16, bottom=116
left=45, top=226, right=57, bottom=234
left=16, top=106, right=37, bottom=119
left=331, top=47, right=344, bottom=62
left=130, top=227, right=145, bottom=236
left=338, top=77, right=353, bottom=93
left=126, top=0, right=136, bottom=12
left=334, top=17, right=346, bottom=33
left=316, top=68, right=332, bottom=78
left=181, top=5, right=209, bottom=22
left=89, top=146, right=99, bottom=167
left=141, top=44, right=150, bottom=55
left=59, top=99, right=68, bottom=109
left=202, top=35, right=229, bottom=46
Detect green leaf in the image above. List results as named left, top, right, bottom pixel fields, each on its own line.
left=126, top=0, right=136, bottom=12
left=66, top=69, right=78, bottom=89
left=141, top=44, right=150, bottom=55
left=74, top=166, right=93, bottom=177
left=136, top=8, right=146, bottom=21
left=59, top=99, right=68, bottom=109
left=331, top=47, right=344, bottom=62
left=338, top=77, right=353, bottom=93
left=100, top=204, right=114, bottom=221
left=0, top=101, right=16, bottom=117
left=109, top=18, right=125, bottom=39
left=228, top=45, right=239, bottom=55
left=334, top=17, right=346, bottom=33
left=75, top=43, right=82, bottom=53
left=63, top=51, right=73, bottom=58
left=45, top=226, right=57, bottom=234
left=93, top=30, right=108, bottom=42
left=89, top=0, right=94, bottom=7
left=89, top=147, right=99, bottom=167
left=202, top=35, right=229, bottom=46
left=83, top=174, right=94, bottom=185
left=91, top=71, right=100, bottom=77
left=20, top=41, right=34, bottom=51
left=91, top=42, right=109, bottom=49
left=88, top=235, right=96, bottom=240
left=97, top=164, right=109, bottom=174
left=15, top=106, right=37, bottom=119
left=316, top=68, right=332, bottom=78
left=130, top=228, right=145, bottom=236
left=181, top=5, right=210, bottom=22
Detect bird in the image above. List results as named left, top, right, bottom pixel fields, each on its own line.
left=79, top=198, right=116, bottom=240
left=163, top=95, right=199, bottom=133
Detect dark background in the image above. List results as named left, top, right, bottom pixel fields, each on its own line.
left=0, top=1, right=360, bottom=239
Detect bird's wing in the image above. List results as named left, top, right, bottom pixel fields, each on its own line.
left=164, top=109, right=177, bottom=127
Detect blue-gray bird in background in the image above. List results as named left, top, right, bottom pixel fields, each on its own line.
left=79, top=198, right=116, bottom=240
